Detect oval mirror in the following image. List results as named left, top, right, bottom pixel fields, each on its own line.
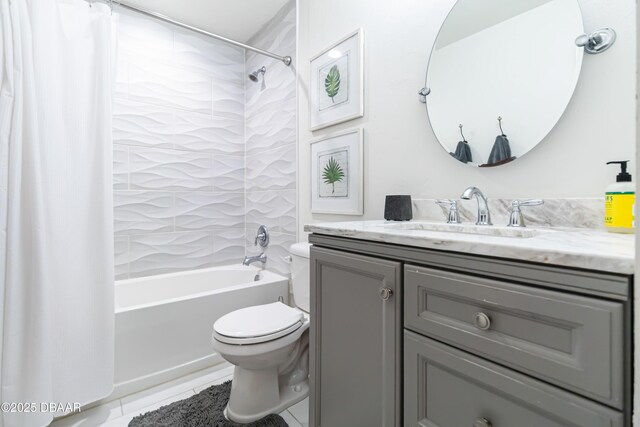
left=425, top=0, right=584, bottom=167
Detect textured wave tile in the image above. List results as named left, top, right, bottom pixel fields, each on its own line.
left=113, top=144, right=129, bottom=190
left=129, top=147, right=213, bottom=191
left=115, top=52, right=129, bottom=98
left=114, top=191, right=174, bottom=235
left=247, top=1, right=296, bottom=54
left=117, top=10, right=174, bottom=62
left=129, top=231, right=214, bottom=278
left=245, top=1, right=296, bottom=117
left=175, top=192, right=244, bottom=231
left=212, top=228, right=246, bottom=266
left=245, top=67, right=296, bottom=119
left=246, top=143, right=296, bottom=192
left=114, top=235, right=129, bottom=280
left=172, top=112, right=243, bottom=155
left=213, top=155, right=245, bottom=192
left=211, top=80, right=244, bottom=121
left=113, top=98, right=174, bottom=149
left=246, top=190, right=296, bottom=235
left=245, top=107, right=296, bottom=155
left=174, top=29, right=244, bottom=80
left=128, top=60, right=213, bottom=115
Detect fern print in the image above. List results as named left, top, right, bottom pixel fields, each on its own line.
left=322, top=157, right=345, bottom=194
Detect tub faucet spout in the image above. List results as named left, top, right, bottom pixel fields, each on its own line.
left=243, top=252, right=267, bottom=266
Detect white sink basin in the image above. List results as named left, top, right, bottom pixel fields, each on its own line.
left=381, top=221, right=546, bottom=238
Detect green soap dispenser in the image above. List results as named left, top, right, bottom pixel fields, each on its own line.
left=605, top=160, right=635, bottom=233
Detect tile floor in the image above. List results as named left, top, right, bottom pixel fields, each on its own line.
left=50, top=363, right=309, bottom=427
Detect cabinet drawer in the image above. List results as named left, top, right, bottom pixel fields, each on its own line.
left=404, top=331, right=623, bottom=427
left=404, top=265, right=624, bottom=408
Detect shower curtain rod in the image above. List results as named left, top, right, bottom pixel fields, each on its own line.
left=87, top=0, right=293, bottom=66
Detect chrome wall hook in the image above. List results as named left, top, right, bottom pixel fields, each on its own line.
left=575, top=28, right=616, bottom=54
left=459, top=124, right=467, bottom=142
left=497, top=116, right=505, bottom=136
left=418, top=87, right=430, bottom=103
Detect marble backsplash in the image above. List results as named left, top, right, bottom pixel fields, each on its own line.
left=412, top=198, right=605, bottom=229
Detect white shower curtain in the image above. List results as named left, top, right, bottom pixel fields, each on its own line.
left=0, top=1, right=114, bottom=426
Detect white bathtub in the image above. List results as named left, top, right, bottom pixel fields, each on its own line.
left=112, top=265, right=289, bottom=399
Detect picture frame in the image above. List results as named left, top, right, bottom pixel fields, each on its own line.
left=310, top=128, right=364, bottom=215
left=309, top=29, right=364, bottom=131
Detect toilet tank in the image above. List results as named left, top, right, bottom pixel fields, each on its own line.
left=289, top=243, right=311, bottom=313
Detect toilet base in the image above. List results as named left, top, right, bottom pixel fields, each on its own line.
left=224, top=366, right=309, bottom=424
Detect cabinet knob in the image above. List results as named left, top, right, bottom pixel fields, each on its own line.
left=379, top=287, right=394, bottom=301
left=473, top=418, right=492, bottom=427
left=473, top=312, right=491, bottom=331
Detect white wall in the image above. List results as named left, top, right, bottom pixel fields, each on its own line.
left=297, top=0, right=636, bottom=237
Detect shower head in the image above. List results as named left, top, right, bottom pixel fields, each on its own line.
left=248, top=66, right=266, bottom=82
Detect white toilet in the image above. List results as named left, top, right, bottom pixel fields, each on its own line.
left=211, top=242, right=311, bottom=423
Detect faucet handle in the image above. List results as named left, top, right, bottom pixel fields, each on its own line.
left=435, top=199, right=462, bottom=224
left=513, top=199, right=544, bottom=208
left=254, top=225, right=270, bottom=248
left=508, top=199, right=544, bottom=227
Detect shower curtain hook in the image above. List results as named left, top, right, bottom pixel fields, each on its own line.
left=497, top=116, right=505, bottom=136
left=459, top=124, right=467, bottom=142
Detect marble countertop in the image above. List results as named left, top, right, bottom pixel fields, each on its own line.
left=304, top=220, right=635, bottom=274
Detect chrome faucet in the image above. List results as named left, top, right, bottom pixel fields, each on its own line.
left=507, top=199, right=544, bottom=227
left=435, top=199, right=462, bottom=224
left=243, top=225, right=270, bottom=266
left=460, top=186, right=492, bottom=225
left=243, top=252, right=267, bottom=266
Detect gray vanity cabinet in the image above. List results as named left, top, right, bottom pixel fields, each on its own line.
left=308, top=234, right=632, bottom=427
left=309, top=246, right=402, bottom=427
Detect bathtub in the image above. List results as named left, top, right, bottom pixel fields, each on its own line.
left=112, top=265, right=289, bottom=399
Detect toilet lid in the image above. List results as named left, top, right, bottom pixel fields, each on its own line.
left=213, top=302, right=303, bottom=343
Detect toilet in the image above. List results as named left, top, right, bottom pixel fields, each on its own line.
left=211, top=242, right=311, bottom=423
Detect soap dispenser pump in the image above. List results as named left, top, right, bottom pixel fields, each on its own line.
left=605, top=160, right=635, bottom=233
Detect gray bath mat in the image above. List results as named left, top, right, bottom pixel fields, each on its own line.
left=128, top=381, right=288, bottom=427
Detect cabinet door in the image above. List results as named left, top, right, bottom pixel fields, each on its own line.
left=310, top=246, right=402, bottom=427
left=404, top=331, right=623, bottom=427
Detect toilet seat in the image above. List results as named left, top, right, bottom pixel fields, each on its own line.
left=213, top=302, right=304, bottom=345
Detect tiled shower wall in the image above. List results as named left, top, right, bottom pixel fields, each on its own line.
left=113, top=11, right=246, bottom=279
left=245, top=1, right=298, bottom=276
left=113, top=3, right=297, bottom=279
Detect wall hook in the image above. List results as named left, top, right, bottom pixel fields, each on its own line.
left=459, top=124, right=467, bottom=142
left=497, top=116, right=505, bottom=136
left=418, top=87, right=431, bottom=103
left=575, top=28, right=616, bottom=54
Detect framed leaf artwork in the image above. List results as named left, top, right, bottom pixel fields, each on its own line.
left=311, top=128, right=364, bottom=215
left=309, top=29, right=364, bottom=131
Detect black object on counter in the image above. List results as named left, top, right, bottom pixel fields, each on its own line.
left=384, top=195, right=413, bottom=221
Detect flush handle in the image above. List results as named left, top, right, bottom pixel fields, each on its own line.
left=473, top=312, right=491, bottom=331
left=380, top=287, right=394, bottom=301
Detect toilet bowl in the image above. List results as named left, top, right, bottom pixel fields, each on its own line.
left=211, top=242, right=311, bottom=424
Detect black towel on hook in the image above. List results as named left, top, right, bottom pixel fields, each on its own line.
left=450, top=140, right=472, bottom=163
left=487, top=134, right=512, bottom=165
